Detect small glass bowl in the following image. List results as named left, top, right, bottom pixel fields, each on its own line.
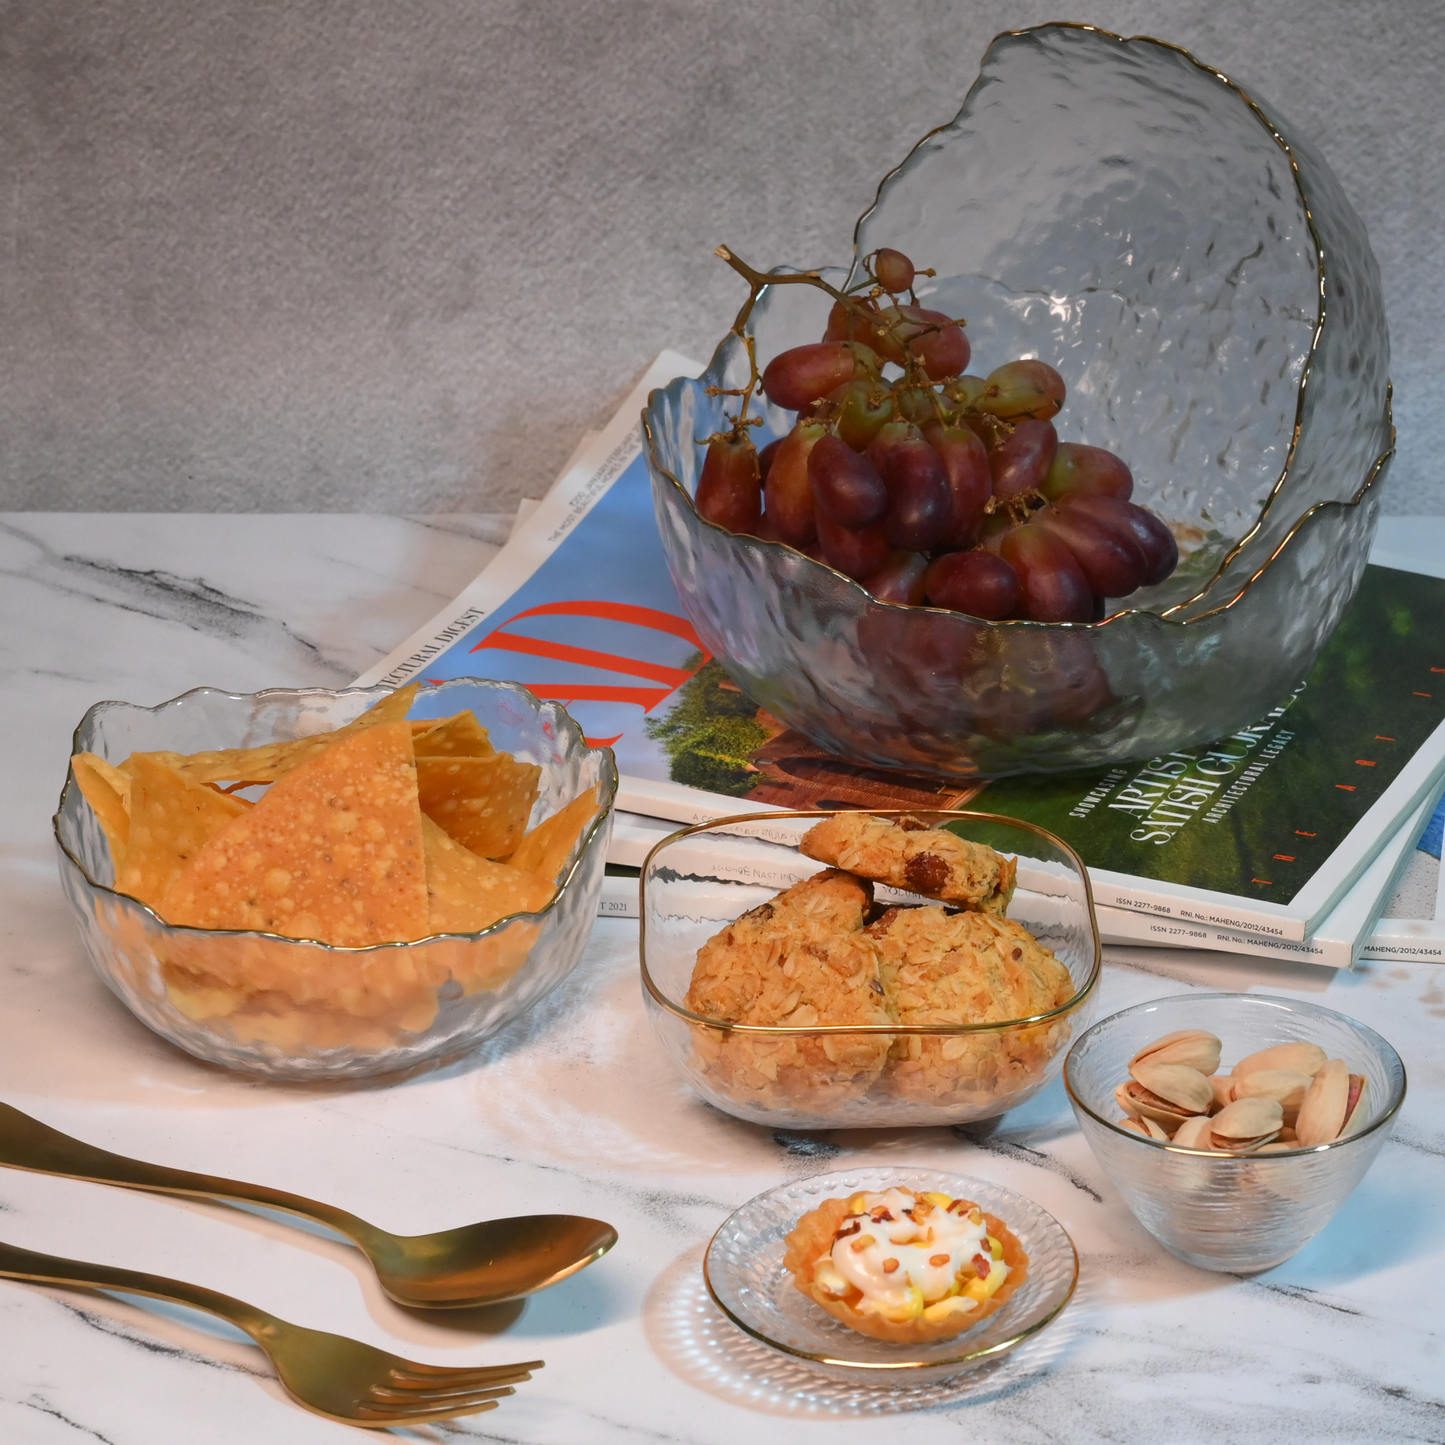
left=643, top=23, right=1391, bottom=778
left=53, top=680, right=617, bottom=1080
left=640, top=810, right=1100, bottom=1129
left=1064, top=993, right=1406, bottom=1272
left=704, top=1166, right=1078, bottom=1382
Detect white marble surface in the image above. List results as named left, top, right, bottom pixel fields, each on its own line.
left=1, top=512, right=1443, bottom=1444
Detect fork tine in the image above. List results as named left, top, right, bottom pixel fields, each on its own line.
left=387, top=1357, right=543, bottom=1383
left=384, top=1367, right=535, bottom=1393
left=368, top=1383, right=520, bottom=1406
left=355, top=1395, right=508, bottom=1424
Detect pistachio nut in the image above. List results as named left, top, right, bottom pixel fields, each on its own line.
left=1129, top=1029, right=1223, bottom=1076
left=1207, top=1074, right=1236, bottom=1111
left=1207, top=1095, right=1283, bottom=1152
left=1127, top=1061, right=1214, bottom=1114
left=1232, top=1068, right=1312, bottom=1121
left=1169, top=1114, right=1216, bottom=1150
left=1295, top=1058, right=1348, bottom=1146
left=1231, top=1041, right=1327, bottom=1079
left=1341, top=1075, right=1371, bottom=1137
left=1118, top=1115, right=1169, bottom=1141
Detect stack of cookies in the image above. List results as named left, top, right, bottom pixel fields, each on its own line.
left=684, top=814, right=1075, bottom=1113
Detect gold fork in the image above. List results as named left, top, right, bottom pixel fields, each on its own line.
left=0, top=1239, right=542, bottom=1427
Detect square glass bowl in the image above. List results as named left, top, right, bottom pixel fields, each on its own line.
left=1064, top=993, right=1406, bottom=1272
left=640, top=810, right=1100, bottom=1129
left=54, top=680, right=617, bottom=1080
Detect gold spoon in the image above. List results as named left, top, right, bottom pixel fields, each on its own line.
left=0, top=1100, right=616, bottom=1309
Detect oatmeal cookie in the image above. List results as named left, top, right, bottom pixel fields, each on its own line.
left=799, top=814, right=1015, bottom=914
left=868, top=906, right=1075, bottom=1107
left=685, top=869, right=892, bottom=1109
left=782, top=1186, right=1029, bottom=1343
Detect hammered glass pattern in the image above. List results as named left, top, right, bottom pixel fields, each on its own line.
left=1064, top=993, right=1405, bottom=1272
left=704, top=1167, right=1077, bottom=1380
left=640, top=811, right=1100, bottom=1128
left=54, top=680, right=617, bottom=1080
left=643, top=23, right=1391, bottom=778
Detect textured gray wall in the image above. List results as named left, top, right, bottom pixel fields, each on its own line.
left=2, top=0, right=1441, bottom=513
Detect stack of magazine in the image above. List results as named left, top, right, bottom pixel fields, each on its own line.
left=357, top=352, right=1445, bottom=970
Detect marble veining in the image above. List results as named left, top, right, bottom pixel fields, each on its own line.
left=0, top=514, right=1441, bottom=1444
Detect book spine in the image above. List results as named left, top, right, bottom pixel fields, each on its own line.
left=1094, top=904, right=1354, bottom=968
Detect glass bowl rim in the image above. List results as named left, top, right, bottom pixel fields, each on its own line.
left=639, top=807, right=1101, bottom=1036
left=700, top=1165, right=1080, bottom=1370
left=641, top=17, right=1395, bottom=632
left=1062, top=989, right=1408, bottom=1158
left=53, top=679, right=619, bottom=954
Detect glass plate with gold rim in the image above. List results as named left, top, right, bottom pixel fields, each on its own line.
left=703, top=1167, right=1078, bottom=1381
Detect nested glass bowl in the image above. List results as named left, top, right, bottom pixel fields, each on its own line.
left=1064, top=993, right=1405, bottom=1272
left=53, top=679, right=617, bottom=1080
left=643, top=22, right=1392, bottom=778
left=640, top=810, right=1100, bottom=1129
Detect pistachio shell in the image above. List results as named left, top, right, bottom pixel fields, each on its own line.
left=1170, top=1115, right=1215, bottom=1149
left=1295, top=1058, right=1349, bottom=1145
left=1115, top=1081, right=1142, bottom=1119
left=1255, top=1142, right=1294, bottom=1153
left=1128, top=1061, right=1214, bottom=1114
left=1341, top=1075, right=1371, bottom=1137
left=1119, top=1116, right=1169, bottom=1141
left=1231, top=1042, right=1328, bottom=1078
left=1208, top=1128, right=1279, bottom=1154
left=1209, top=1095, right=1284, bottom=1140
left=1207, top=1074, right=1236, bottom=1111
left=1130, top=1029, right=1223, bottom=1076
left=1119, top=1081, right=1199, bottom=1127
left=1232, top=1068, right=1312, bottom=1119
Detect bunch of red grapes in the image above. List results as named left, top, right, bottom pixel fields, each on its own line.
left=696, top=246, right=1178, bottom=623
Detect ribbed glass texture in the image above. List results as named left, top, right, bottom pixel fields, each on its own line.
left=704, top=1167, right=1078, bottom=1382
left=1064, top=993, right=1405, bottom=1272
left=54, top=681, right=616, bottom=1080
left=640, top=810, right=1099, bottom=1128
left=643, top=23, right=1391, bottom=777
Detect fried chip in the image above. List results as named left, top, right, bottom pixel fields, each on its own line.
left=508, top=786, right=603, bottom=884
left=70, top=752, right=133, bottom=870
left=421, top=815, right=555, bottom=934
left=416, top=753, right=541, bottom=859
left=156, top=682, right=422, bottom=788
left=412, top=711, right=495, bottom=759
left=157, top=720, right=429, bottom=946
left=116, top=754, right=252, bottom=909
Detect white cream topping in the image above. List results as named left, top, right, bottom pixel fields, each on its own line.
left=817, top=1187, right=1005, bottom=1319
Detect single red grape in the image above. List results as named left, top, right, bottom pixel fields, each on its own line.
left=695, top=433, right=761, bottom=534
left=756, top=436, right=783, bottom=483
left=989, top=418, right=1058, bottom=498
left=764, top=419, right=825, bottom=546
left=862, top=550, right=929, bottom=604
left=998, top=524, right=1093, bottom=622
left=871, top=425, right=952, bottom=551
left=1041, top=442, right=1133, bottom=501
left=923, top=549, right=1021, bottom=620
left=1058, top=493, right=1179, bottom=586
left=1032, top=502, right=1147, bottom=597
left=978, top=360, right=1066, bottom=420
left=808, top=433, right=888, bottom=528
left=924, top=424, right=991, bottom=548
left=873, top=247, right=916, bottom=293
left=816, top=510, right=891, bottom=580
left=873, top=304, right=970, bottom=380
left=761, top=342, right=875, bottom=412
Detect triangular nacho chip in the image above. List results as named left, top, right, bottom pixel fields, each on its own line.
left=155, top=682, right=421, bottom=788
left=116, top=754, right=252, bottom=909
left=70, top=752, right=133, bottom=870
left=421, top=815, right=554, bottom=934
left=509, top=786, right=603, bottom=885
left=412, top=711, right=495, bottom=759
left=417, top=752, right=541, bottom=859
left=158, top=720, right=428, bottom=946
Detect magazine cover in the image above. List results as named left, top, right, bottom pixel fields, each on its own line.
left=358, top=352, right=1445, bottom=943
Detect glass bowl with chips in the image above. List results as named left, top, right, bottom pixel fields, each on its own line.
left=55, top=679, right=616, bottom=1079
left=640, top=809, right=1100, bottom=1129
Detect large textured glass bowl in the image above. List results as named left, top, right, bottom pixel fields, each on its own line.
left=54, top=680, right=617, bottom=1080
left=640, top=809, right=1100, bottom=1129
left=643, top=23, right=1392, bottom=778
left=1064, top=993, right=1405, bottom=1272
